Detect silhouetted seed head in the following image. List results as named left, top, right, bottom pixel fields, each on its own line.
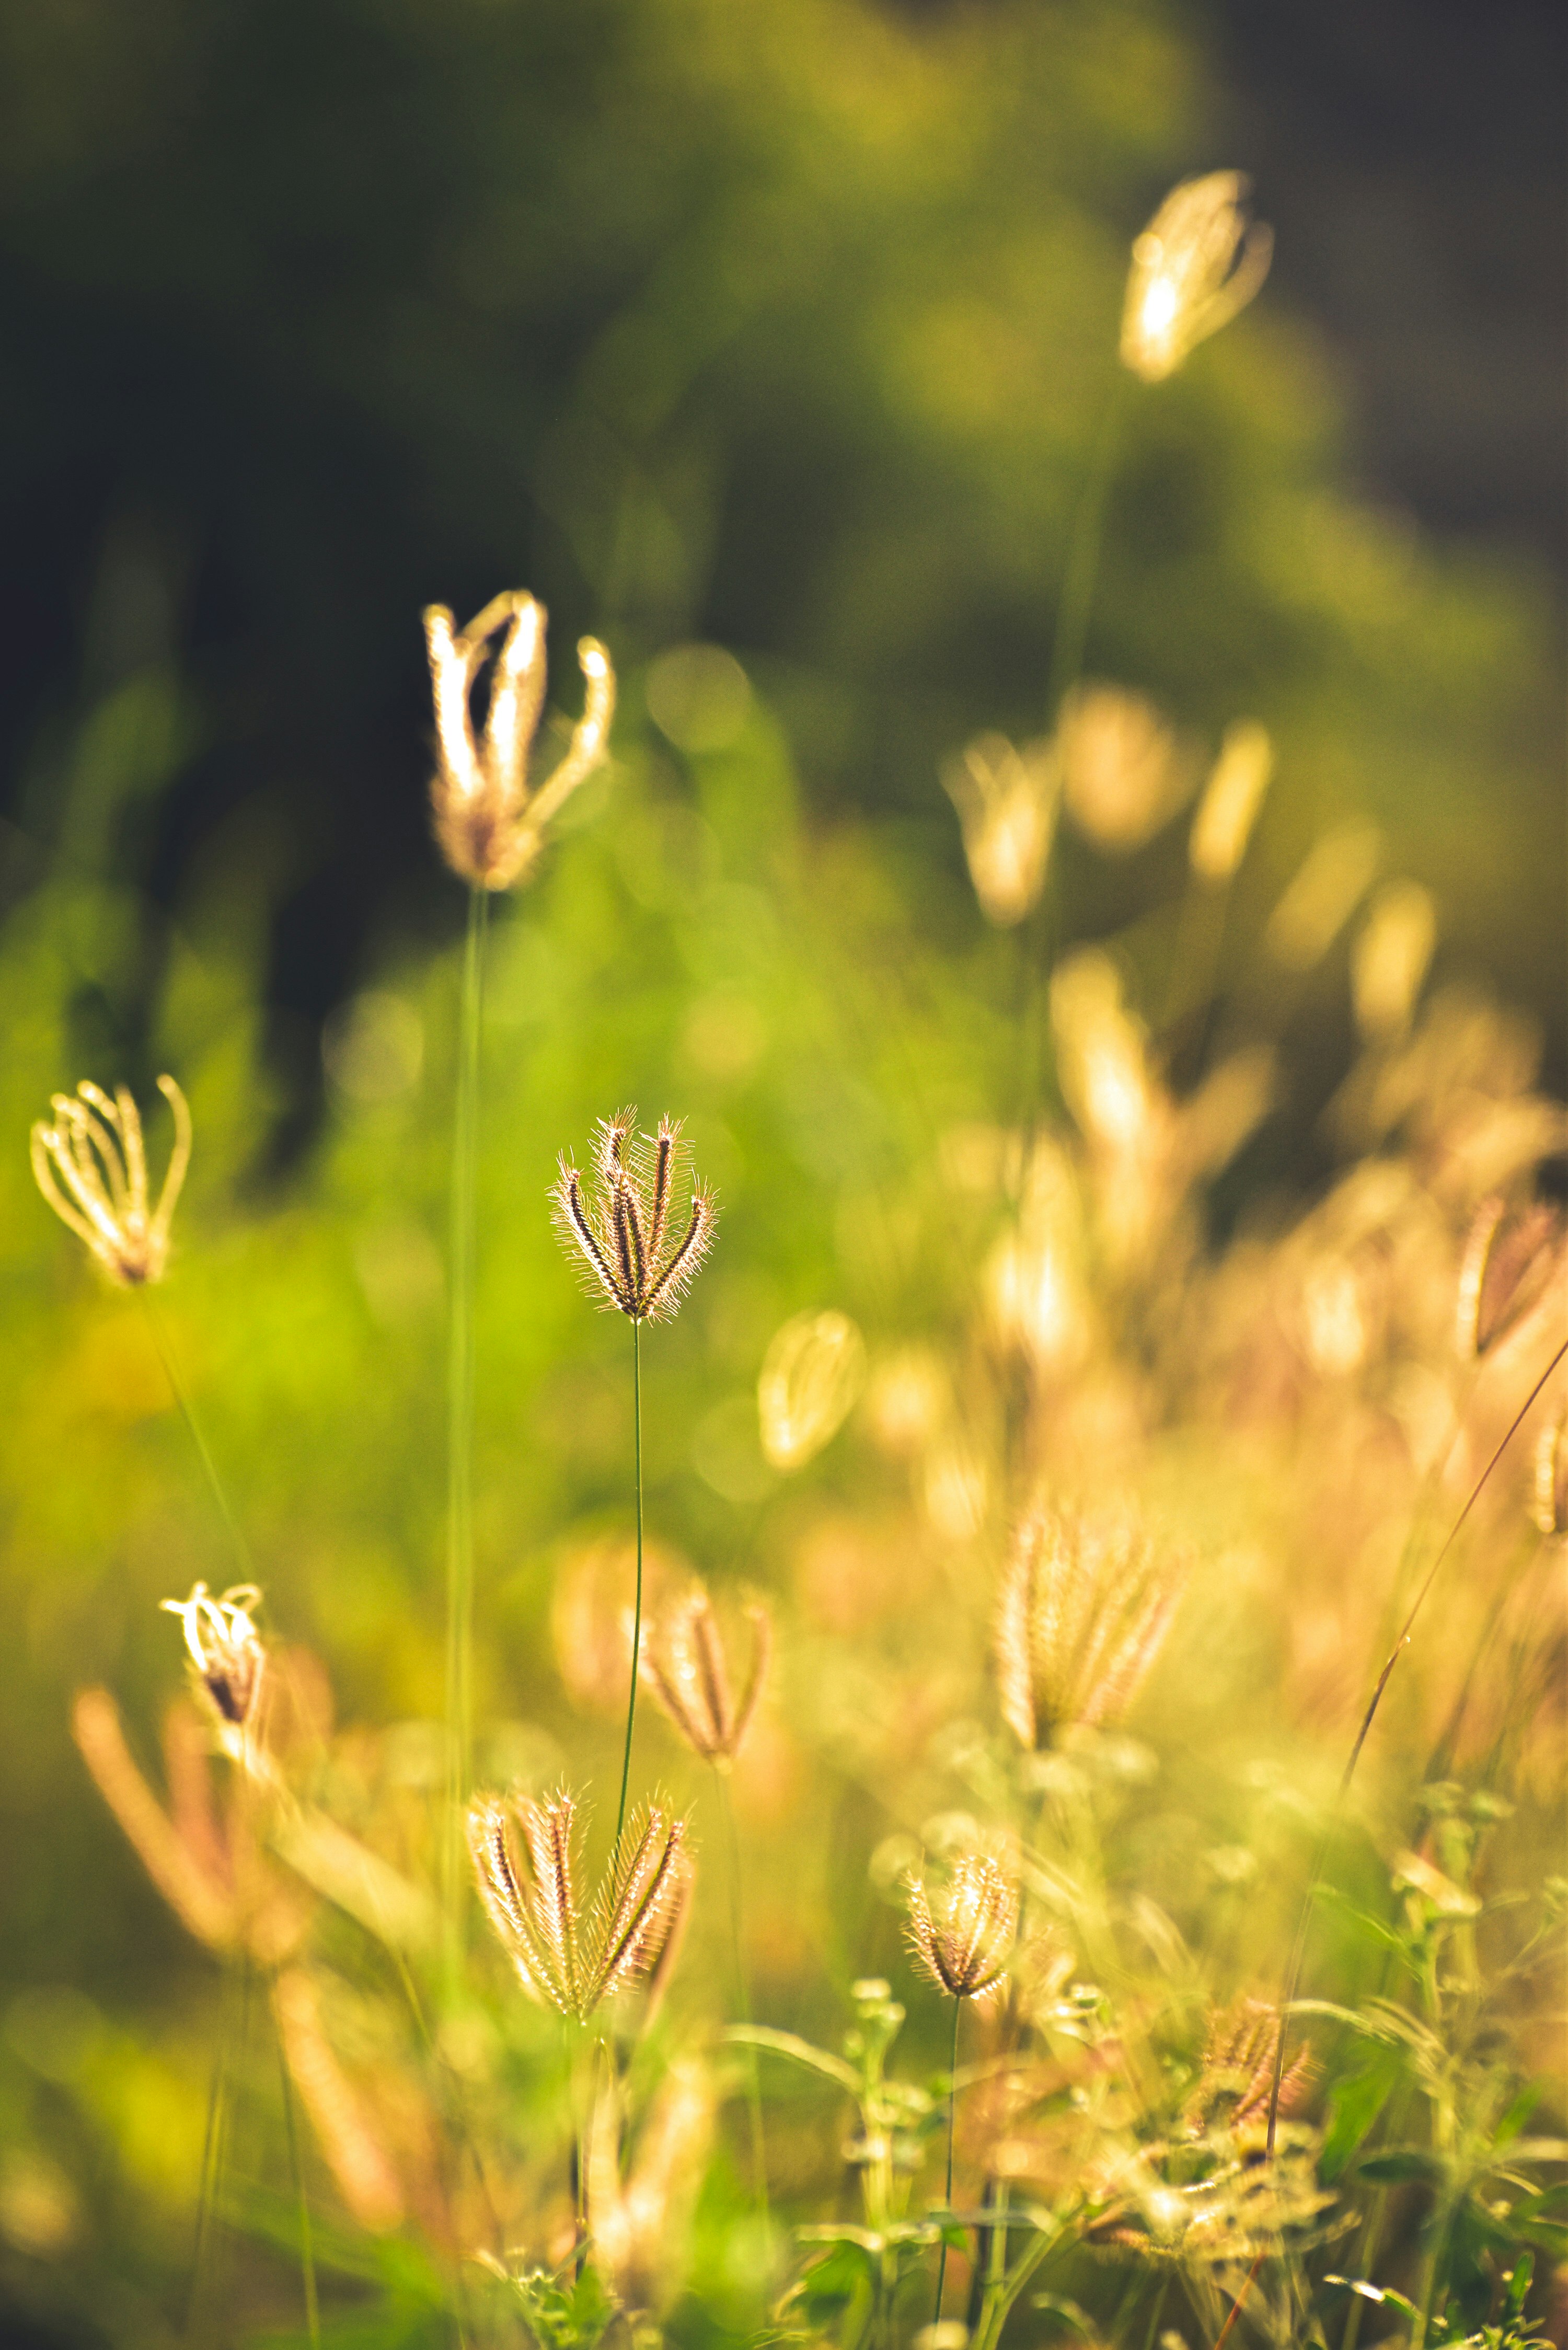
left=994, top=1505, right=1187, bottom=1749
left=550, top=1109, right=718, bottom=1323
left=31, top=1076, right=191, bottom=1286
left=904, top=1851, right=1018, bottom=2006
left=423, top=591, right=615, bottom=891
left=1455, top=1194, right=1563, bottom=1360
left=467, top=1787, right=692, bottom=2020
left=1183, top=1999, right=1314, bottom=2139
left=640, top=1587, right=771, bottom=1766
left=160, top=1582, right=267, bottom=1731
left=942, top=732, right=1059, bottom=926
left=1120, top=172, right=1272, bottom=384
left=1533, top=1408, right=1568, bottom=1539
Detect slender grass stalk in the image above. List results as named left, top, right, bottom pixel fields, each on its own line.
left=1016, top=374, right=1126, bottom=1143
left=444, top=882, right=489, bottom=1966
left=142, top=1293, right=251, bottom=1580
left=932, top=1993, right=962, bottom=2323
left=716, top=1767, right=769, bottom=2224
left=1044, top=379, right=1127, bottom=725
left=1207, top=1333, right=1568, bottom=2350
left=184, top=1987, right=233, bottom=2341
left=188, top=1962, right=252, bottom=2343
left=615, top=1316, right=644, bottom=1848
left=1261, top=1332, right=1568, bottom=2150
left=276, top=2019, right=321, bottom=2349
left=137, top=1306, right=252, bottom=2343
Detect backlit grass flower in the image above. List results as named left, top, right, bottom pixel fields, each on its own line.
left=640, top=1586, right=771, bottom=1766
left=758, top=1308, right=866, bottom=1470
left=1454, top=1193, right=1563, bottom=1360
left=994, top=1504, right=1186, bottom=1749
left=1120, top=171, right=1272, bottom=384
left=905, top=1850, right=1017, bottom=2007
left=942, top=731, right=1059, bottom=926
left=1189, top=720, right=1274, bottom=882
left=30, top=1075, right=191, bottom=1286
left=551, top=1108, right=718, bottom=1323
left=423, top=590, right=615, bottom=891
left=160, top=1581, right=267, bottom=1733
left=467, top=1787, right=692, bottom=2021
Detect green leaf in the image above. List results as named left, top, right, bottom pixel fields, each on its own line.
left=726, top=2023, right=860, bottom=2093
left=795, top=2238, right=876, bottom=2307
left=1321, top=2052, right=1402, bottom=2183
left=1030, top=2293, right=1097, bottom=2335
left=1324, top=2275, right=1422, bottom=2319
left=1356, top=2149, right=1447, bottom=2186
left=1495, top=2085, right=1543, bottom=2147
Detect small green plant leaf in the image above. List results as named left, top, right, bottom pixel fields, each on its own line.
left=1321, top=2051, right=1402, bottom=2182
left=727, top=2023, right=860, bottom=2093
left=1355, top=2149, right=1447, bottom=2186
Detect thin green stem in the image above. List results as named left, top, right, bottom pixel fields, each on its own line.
left=717, top=1768, right=769, bottom=2225
left=1014, top=375, right=1126, bottom=1150
left=142, top=1294, right=250, bottom=1580
left=443, top=883, right=489, bottom=1969
left=933, top=1994, right=962, bottom=2323
left=276, top=2016, right=320, bottom=2349
left=616, top=1316, right=644, bottom=1847
left=1043, top=376, right=1127, bottom=725
left=184, top=1986, right=232, bottom=2340
left=1259, top=1332, right=1568, bottom=2164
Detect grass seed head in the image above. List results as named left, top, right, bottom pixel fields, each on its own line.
left=758, top=1308, right=866, bottom=1470
left=160, top=1581, right=267, bottom=1733
left=1120, top=170, right=1273, bottom=384
left=423, top=590, right=614, bottom=891
left=1057, top=684, right=1192, bottom=854
left=1455, top=1193, right=1563, bottom=1360
left=1189, top=720, right=1273, bottom=881
left=640, top=1585, right=771, bottom=1765
left=30, top=1075, right=191, bottom=1286
left=904, top=1849, right=1018, bottom=2005
left=994, top=1503, right=1187, bottom=1749
left=1184, top=1999, right=1314, bottom=2137
left=467, top=1786, right=693, bottom=2020
left=942, top=731, right=1060, bottom=925
left=1533, top=1406, right=1568, bottom=1538
left=550, top=1109, right=718, bottom=1323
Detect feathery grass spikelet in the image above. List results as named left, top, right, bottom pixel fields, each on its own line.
left=904, top=1850, right=1018, bottom=2006
left=994, top=1503, right=1187, bottom=1748
left=757, top=1309, right=866, bottom=1470
left=161, top=1582, right=268, bottom=1732
left=1056, top=684, right=1193, bottom=854
left=1183, top=1999, right=1315, bottom=2138
left=550, top=1109, right=718, bottom=1323
left=467, top=1786, right=692, bottom=2020
left=423, top=590, right=615, bottom=891
left=30, top=1075, right=191, bottom=1286
left=1189, top=720, right=1273, bottom=882
left=639, top=1586, right=771, bottom=1766
left=1455, top=1193, right=1563, bottom=1360
left=1120, top=171, right=1272, bottom=383
left=942, top=731, right=1060, bottom=925
left=1532, top=1406, right=1568, bottom=1538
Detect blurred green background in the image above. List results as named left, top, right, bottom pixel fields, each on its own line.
left=0, top=0, right=1562, bottom=2340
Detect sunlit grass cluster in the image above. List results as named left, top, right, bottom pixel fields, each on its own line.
left=2, top=176, right=1564, bottom=2350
